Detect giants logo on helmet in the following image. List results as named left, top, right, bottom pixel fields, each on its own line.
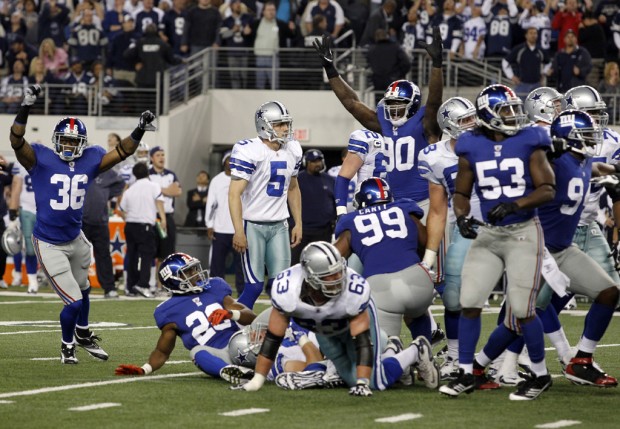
left=560, top=114, right=576, bottom=127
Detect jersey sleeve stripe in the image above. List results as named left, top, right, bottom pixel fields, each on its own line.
left=230, top=164, right=254, bottom=175
left=348, top=139, right=369, bottom=154
left=229, top=157, right=256, bottom=170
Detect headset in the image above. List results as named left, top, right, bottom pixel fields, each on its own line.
left=302, top=149, right=326, bottom=172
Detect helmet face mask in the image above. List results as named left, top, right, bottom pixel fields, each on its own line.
left=52, top=117, right=88, bottom=161
left=255, top=101, right=293, bottom=145
left=381, top=80, right=421, bottom=127
left=300, top=242, right=346, bottom=298
left=134, top=141, right=150, bottom=164
left=354, top=177, right=393, bottom=209
left=437, top=97, right=477, bottom=139
left=550, top=110, right=602, bottom=158
left=228, top=323, right=266, bottom=368
left=525, top=87, right=565, bottom=124
left=158, top=253, right=208, bottom=295
left=476, top=84, right=528, bottom=135
left=564, top=85, right=609, bottom=128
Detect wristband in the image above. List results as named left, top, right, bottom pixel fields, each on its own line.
left=422, top=249, right=437, bottom=267
left=230, top=310, right=241, bottom=321
left=297, top=334, right=310, bottom=348
left=15, top=105, right=31, bottom=125
left=141, top=363, right=153, bottom=375
left=336, top=206, right=348, bottom=216
left=131, top=127, right=145, bottom=143
left=323, top=61, right=339, bottom=79
left=356, top=378, right=370, bottom=385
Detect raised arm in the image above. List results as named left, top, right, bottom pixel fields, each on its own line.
left=419, top=27, right=443, bottom=143
left=9, top=85, right=39, bottom=171
left=99, top=111, right=156, bottom=173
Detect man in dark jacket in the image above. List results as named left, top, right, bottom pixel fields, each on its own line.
left=367, top=28, right=411, bottom=104
left=548, top=29, right=592, bottom=93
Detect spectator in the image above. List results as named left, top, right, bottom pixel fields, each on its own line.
left=68, top=8, right=109, bottom=70
left=429, top=0, right=462, bottom=60
left=0, top=59, right=28, bottom=113
left=107, top=15, right=137, bottom=84
left=71, top=0, right=104, bottom=27
left=163, top=0, right=188, bottom=56
left=518, top=0, right=552, bottom=57
left=61, top=57, right=96, bottom=116
left=91, top=60, right=121, bottom=113
left=7, top=11, right=27, bottom=43
left=133, top=0, right=165, bottom=38
left=181, top=0, right=222, bottom=56
left=548, top=28, right=592, bottom=93
left=502, top=26, right=549, bottom=97
left=594, top=0, right=619, bottom=58
left=367, top=28, right=411, bottom=104
left=483, top=0, right=518, bottom=60
left=6, top=36, right=37, bottom=72
left=460, top=1, right=486, bottom=60
left=220, top=0, right=254, bottom=89
left=359, top=0, right=396, bottom=46
left=103, top=0, right=130, bottom=42
left=579, top=9, right=606, bottom=86
left=290, top=149, right=335, bottom=265
left=124, top=0, right=143, bottom=15
left=613, top=11, right=620, bottom=57
left=38, top=0, right=71, bottom=48
left=205, top=151, right=244, bottom=296
left=28, top=56, right=58, bottom=114
left=303, top=0, right=345, bottom=38
left=22, top=0, right=38, bottom=46
left=184, top=170, right=210, bottom=227
left=401, top=5, right=420, bottom=59
left=83, top=166, right=126, bottom=298
left=39, top=37, right=69, bottom=78
left=598, top=61, right=620, bottom=122
left=119, top=162, right=167, bottom=298
left=552, top=0, right=582, bottom=51
left=341, top=0, right=370, bottom=43
left=251, top=1, right=296, bottom=90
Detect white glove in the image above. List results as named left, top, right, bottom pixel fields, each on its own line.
left=349, top=380, right=373, bottom=397
left=591, top=175, right=620, bottom=187
left=22, top=85, right=41, bottom=106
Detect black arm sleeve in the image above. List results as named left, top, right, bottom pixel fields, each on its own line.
left=354, top=329, right=374, bottom=367
left=258, top=330, right=284, bottom=361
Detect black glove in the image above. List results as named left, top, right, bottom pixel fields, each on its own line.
left=456, top=215, right=480, bottom=239
left=487, top=202, right=519, bottom=225
left=313, top=34, right=339, bottom=79
left=547, top=137, right=569, bottom=160
left=138, top=110, right=156, bottom=131
left=418, top=26, right=443, bottom=68
left=8, top=209, right=18, bottom=221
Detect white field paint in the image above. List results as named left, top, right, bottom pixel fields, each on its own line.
left=0, top=400, right=14, bottom=404
left=0, top=326, right=157, bottom=336
left=0, top=321, right=126, bottom=327
left=218, top=408, right=270, bottom=417
left=535, top=420, right=581, bottom=428
left=69, top=403, right=121, bottom=412
left=375, top=414, right=423, bottom=423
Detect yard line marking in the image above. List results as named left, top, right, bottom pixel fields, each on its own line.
left=0, top=400, right=14, bottom=404
left=375, top=414, right=423, bottom=423
left=69, top=403, right=121, bottom=412
left=31, top=357, right=192, bottom=365
left=0, top=372, right=203, bottom=399
left=0, top=321, right=127, bottom=327
left=544, top=343, right=620, bottom=351
left=535, top=420, right=581, bottom=428
left=0, top=326, right=157, bottom=336
left=219, top=408, right=270, bottom=417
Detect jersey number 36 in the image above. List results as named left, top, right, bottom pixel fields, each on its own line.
left=50, top=174, right=88, bottom=210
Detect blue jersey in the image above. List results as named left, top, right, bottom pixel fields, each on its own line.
left=29, top=144, right=105, bottom=244
left=154, top=277, right=239, bottom=350
left=538, top=153, right=591, bottom=252
left=485, top=15, right=514, bottom=57
left=335, top=200, right=423, bottom=277
left=455, top=126, right=551, bottom=226
left=377, top=105, right=429, bottom=202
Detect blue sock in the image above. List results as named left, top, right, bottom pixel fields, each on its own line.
left=458, top=316, right=481, bottom=365
left=237, top=282, right=264, bottom=309
left=482, top=324, right=519, bottom=361
left=60, top=300, right=82, bottom=343
left=496, top=300, right=506, bottom=325
left=583, top=302, right=615, bottom=342
left=551, top=292, right=574, bottom=315
left=407, top=312, right=431, bottom=343
left=25, top=254, right=38, bottom=273
left=265, top=278, right=274, bottom=298
left=435, top=281, right=445, bottom=296
left=507, top=336, right=525, bottom=354
left=537, top=306, right=561, bottom=334
left=382, top=356, right=404, bottom=387
left=520, top=317, right=545, bottom=363
left=304, top=362, right=327, bottom=371
left=444, top=310, right=460, bottom=340
left=76, top=288, right=90, bottom=327
left=193, top=350, right=230, bottom=377
left=13, top=252, right=22, bottom=274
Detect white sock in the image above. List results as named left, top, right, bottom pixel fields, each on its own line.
left=546, top=329, right=572, bottom=362
left=576, top=336, right=598, bottom=354
left=529, top=359, right=548, bottom=377
left=447, top=339, right=459, bottom=360
left=460, top=363, right=473, bottom=374
left=149, top=266, right=156, bottom=289
left=498, top=350, right=518, bottom=375
left=429, top=309, right=438, bottom=331
left=27, top=274, right=38, bottom=292
left=12, top=271, right=21, bottom=285
left=476, top=351, right=492, bottom=368
left=393, top=344, right=419, bottom=369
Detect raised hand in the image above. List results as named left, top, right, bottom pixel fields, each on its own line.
left=115, top=364, right=145, bottom=376
left=138, top=110, right=156, bottom=131
left=313, top=34, right=334, bottom=66
left=418, top=26, right=443, bottom=68
left=22, top=85, right=42, bottom=106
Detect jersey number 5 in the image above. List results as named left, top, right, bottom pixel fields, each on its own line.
left=267, top=161, right=287, bottom=197
left=50, top=174, right=88, bottom=210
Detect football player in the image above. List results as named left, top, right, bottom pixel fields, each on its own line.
left=115, top=252, right=257, bottom=382
left=228, top=101, right=303, bottom=309
left=440, top=84, right=555, bottom=400
left=9, top=84, right=155, bottom=364
left=228, top=241, right=440, bottom=396
left=119, top=141, right=150, bottom=185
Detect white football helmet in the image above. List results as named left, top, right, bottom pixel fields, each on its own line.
left=255, top=101, right=293, bottom=145
left=524, top=87, right=565, bottom=124
left=228, top=323, right=267, bottom=368
left=133, top=141, right=150, bottom=164
left=2, top=224, right=22, bottom=256
left=437, top=97, right=477, bottom=139
left=564, top=85, right=609, bottom=128
left=300, top=241, right=346, bottom=298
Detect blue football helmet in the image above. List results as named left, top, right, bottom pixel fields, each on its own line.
left=52, top=117, right=88, bottom=161
left=381, top=80, right=421, bottom=127
left=437, top=97, right=477, bottom=139
left=354, top=177, right=393, bottom=208
left=475, top=84, right=527, bottom=135
left=550, top=110, right=601, bottom=157
left=158, top=252, right=209, bottom=295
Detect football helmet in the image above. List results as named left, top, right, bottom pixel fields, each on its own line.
left=133, top=141, right=150, bottom=164
left=158, top=252, right=208, bottom=295
left=475, top=84, right=527, bottom=135
left=228, top=323, right=267, bottom=368
left=354, top=177, right=393, bottom=208
left=255, top=101, right=293, bottom=145
left=52, top=117, right=88, bottom=161
left=564, top=85, right=609, bottom=128
left=437, top=97, right=477, bottom=139
left=381, top=80, right=421, bottom=127
left=300, top=241, right=346, bottom=298
left=550, top=110, right=601, bottom=157
left=1, top=224, right=22, bottom=256
left=524, top=87, right=565, bottom=124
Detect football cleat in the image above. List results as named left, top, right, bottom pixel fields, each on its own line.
left=219, top=365, right=255, bottom=384
left=412, top=336, right=440, bottom=389
left=431, top=324, right=446, bottom=347
left=61, top=343, right=78, bottom=364
left=565, top=357, right=618, bottom=387
left=498, top=370, right=528, bottom=386
left=276, top=370, right=324, bottom=390
left=440, top=357, right=460, bottom=381
left=134, top=286, right=153, bottom=298
left=473, top=368, right=501, bottom=390
left=509, top=374, right=552, bottom=401
left=564, top=296, right=578, bottom=310
left=439, top=369, right=475, bottom=397
left=74, top=331, right=109, bottom=361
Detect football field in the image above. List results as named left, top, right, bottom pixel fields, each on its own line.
left=1, top=289, right=619, bottom=429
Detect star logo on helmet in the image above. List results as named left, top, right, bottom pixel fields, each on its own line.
left=235, top=349, right=249, bottom=364
left=532, top=93, right=542, bottom=102
left=441, top=108, right=451, bottom=119
left=565, top=95, right=573, bottom=106
left=256, top=109, right=265, bottom=121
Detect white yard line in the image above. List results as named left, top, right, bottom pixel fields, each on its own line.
left=535, top=420, right=581, bottom=428
left=0, top=372, right=202, bottom=399
left=0, top=326, right=157, bottom=335
left=69, top=403, right=121, bottom=412
left=218, top=408, right=270, bottom=417
left=375, top=414, right=423, bottom=423
left=0, top=400, right=14, bottom=404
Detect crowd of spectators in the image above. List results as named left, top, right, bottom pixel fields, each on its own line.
left=0, top=0, right=619, bottom=117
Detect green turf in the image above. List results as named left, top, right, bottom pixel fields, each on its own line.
left=0, top=289, right=618, bottom=429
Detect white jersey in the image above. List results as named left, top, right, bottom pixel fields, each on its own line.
left=347, top=129, right=387, bottom=184
left=461, top=16, right=486, bottom=59
left=204, top=171, right=234, bottom=233
left=418, top=138, right=482, bottom=224
left=230, top=138, right=302, bottom=222
left=11, top=162, right=36, bottom=214
left=119, top=161, right=137, bottom=185
left=519, top=11, right=552, bottom=53
left=271, top=265, right=371, bottom=337
left=579, top=128, right=620, bottom=226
